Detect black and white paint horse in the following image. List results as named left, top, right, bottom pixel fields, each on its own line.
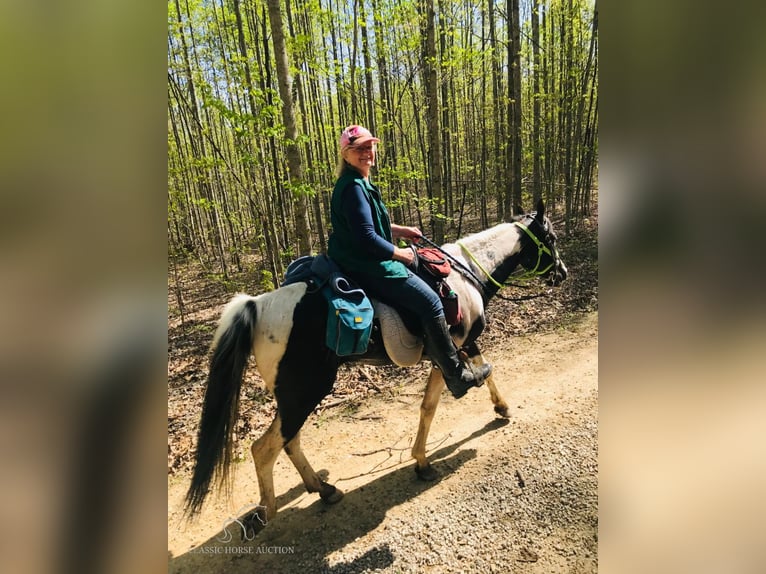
left=185, top=199, right=567, bottom=528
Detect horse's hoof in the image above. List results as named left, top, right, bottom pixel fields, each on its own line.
left=241, top=513, right=267, bottom=540
left=319, top=484, right=344, bottom=504
left=415, top=464, right=439, bottom=482
left=494, top=404, right=510, bottom=418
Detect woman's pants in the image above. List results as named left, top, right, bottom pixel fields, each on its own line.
left=348, top=270, right=443, bottom=323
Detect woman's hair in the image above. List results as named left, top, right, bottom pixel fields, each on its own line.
left=334, top=152, right=350, bottom=178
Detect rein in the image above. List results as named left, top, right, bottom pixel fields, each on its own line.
left=416, top=221, right=553, bottom=303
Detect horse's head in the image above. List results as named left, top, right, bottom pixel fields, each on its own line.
left=515, top=199, right=568, bottom=286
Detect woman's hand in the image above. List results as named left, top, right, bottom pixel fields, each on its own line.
left=391, top=224, right=423, bottom=242
left=392, top=245, right=416, bottom=267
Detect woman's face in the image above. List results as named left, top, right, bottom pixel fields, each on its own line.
left=343, top=143, right=377, bottom=177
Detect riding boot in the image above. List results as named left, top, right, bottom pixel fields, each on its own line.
left=422, top=315, right=492, bottom=399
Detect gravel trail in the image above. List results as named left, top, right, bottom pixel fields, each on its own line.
left=168, top=311, right=597, bottom=573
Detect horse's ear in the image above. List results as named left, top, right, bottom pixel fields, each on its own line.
left=534, top=198, right=545, bottom=222
left=514, top=205, right=524, bottom=217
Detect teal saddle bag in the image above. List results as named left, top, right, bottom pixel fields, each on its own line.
left=283, top=255, right=374, bottom=356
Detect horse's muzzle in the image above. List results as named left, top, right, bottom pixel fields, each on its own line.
left=547, top=264, right=568, bottom=286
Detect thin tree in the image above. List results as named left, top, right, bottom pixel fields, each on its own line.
left=563, top=0, right=575, bottom=233
left=419, top=0, right=445, bottom=243
left=575, top=0, right=598, bottom=217
left=359, top=0, right=377, bottom=133
left=173, top=0, right=227, bottom=273
left=232, top=0, right=282, bottom=282
left=439, top=6, right=453, bottom=218
left=507, top=0, right=522, bottom=215
left=265, top=0, right=312, bottom=256
left=531, top=0, right=543, bottom=205
left=488, top=0, right=503, bottom=219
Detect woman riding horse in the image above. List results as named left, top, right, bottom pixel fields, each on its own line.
left=183, top=127, right=568, bottom=529
left=328, top=125, right=492, bottom=399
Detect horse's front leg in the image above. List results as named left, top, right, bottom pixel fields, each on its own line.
left=412, top=367, right=445, bottom=481
left=462, top=343, right=509, bottom=418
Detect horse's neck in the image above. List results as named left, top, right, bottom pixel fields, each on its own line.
left=454, top=223, right=524, bottom=291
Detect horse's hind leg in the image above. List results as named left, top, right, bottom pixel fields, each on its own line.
left=284, top=431, right=344, bottom=504
left=412, top=367, right=446, bottom=481
left=250, top=413, right=283, bottom=526
left=463, top=342, right=509, bottom=418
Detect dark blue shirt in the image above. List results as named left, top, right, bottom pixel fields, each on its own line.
left=340, top=182, right=396, bottom=261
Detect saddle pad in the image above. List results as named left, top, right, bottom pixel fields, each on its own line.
left=371, top=299, right=423, bottom=367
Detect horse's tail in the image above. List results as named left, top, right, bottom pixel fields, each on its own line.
left=184, top=294, right=257, bottom=518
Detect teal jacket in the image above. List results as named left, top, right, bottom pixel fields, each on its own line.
left=328, top=168, right=409, bottom=279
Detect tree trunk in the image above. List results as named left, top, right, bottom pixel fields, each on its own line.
left=233, top=0, right=281, bottom=283
left=439, top=10, right=453, bottom=220
left=174, top=0, right=227, bottom=274
left=575, top=1, right=598, bottom=217
left=371, top=0, right=402, bottom=222
left=419, top=0, right=444, bottom=243
left=257, top=6, right=286, bottom=282
left=266, top=0, right=312, bottom=255
left=488, top=0, right=503, bottom=220
left=349, top=0, right=360, bottom=121
left=563, top=0, right=575, bottom=233
left=542, top=4, right=555, bottom=207
left=359, top=0, right=376, bottom=133
left=480, top=0, right=489, bottom=228
left=531, top=0, right=543, bottom=205
left=507, top=0, right=522, bottom=215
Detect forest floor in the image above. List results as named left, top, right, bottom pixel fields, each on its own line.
left=167, top=214, right=598, bottom=573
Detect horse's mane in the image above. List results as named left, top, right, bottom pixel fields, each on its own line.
left=445, top=222, right=517, bottom=253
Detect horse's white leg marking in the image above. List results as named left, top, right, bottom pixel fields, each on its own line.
left=284, top=431, right=344, bottom=503
left=411, top=367, right=445, bottom=481
left=469, top=352, right=509, bottom=418
left=250, top=413, right=283, bottom=524
left=283, top=431, right=321, bottom=491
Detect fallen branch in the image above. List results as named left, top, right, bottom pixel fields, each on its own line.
left=319, top=397, right=350, bottom=410
left=352, top=433, right=452, bottom=457
left=352, top=415, right=383, bottom=421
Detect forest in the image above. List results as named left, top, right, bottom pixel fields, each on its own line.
left=168, top=0, right=597, bottom=291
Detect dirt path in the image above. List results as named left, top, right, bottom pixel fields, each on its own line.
left=168, top=311, right=597, bottom=573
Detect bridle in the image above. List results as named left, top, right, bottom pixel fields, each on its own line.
left=510, top=215, right=560, bottom=282
left=417, top=215, right=562, bottom=302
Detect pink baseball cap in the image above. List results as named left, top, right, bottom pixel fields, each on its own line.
left=339, top=125, right=380, bottom=148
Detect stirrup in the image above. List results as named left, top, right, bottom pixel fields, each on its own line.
left=444, top=363, right=492, bottom=399
left=466, top=362, right=492, bottom=387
